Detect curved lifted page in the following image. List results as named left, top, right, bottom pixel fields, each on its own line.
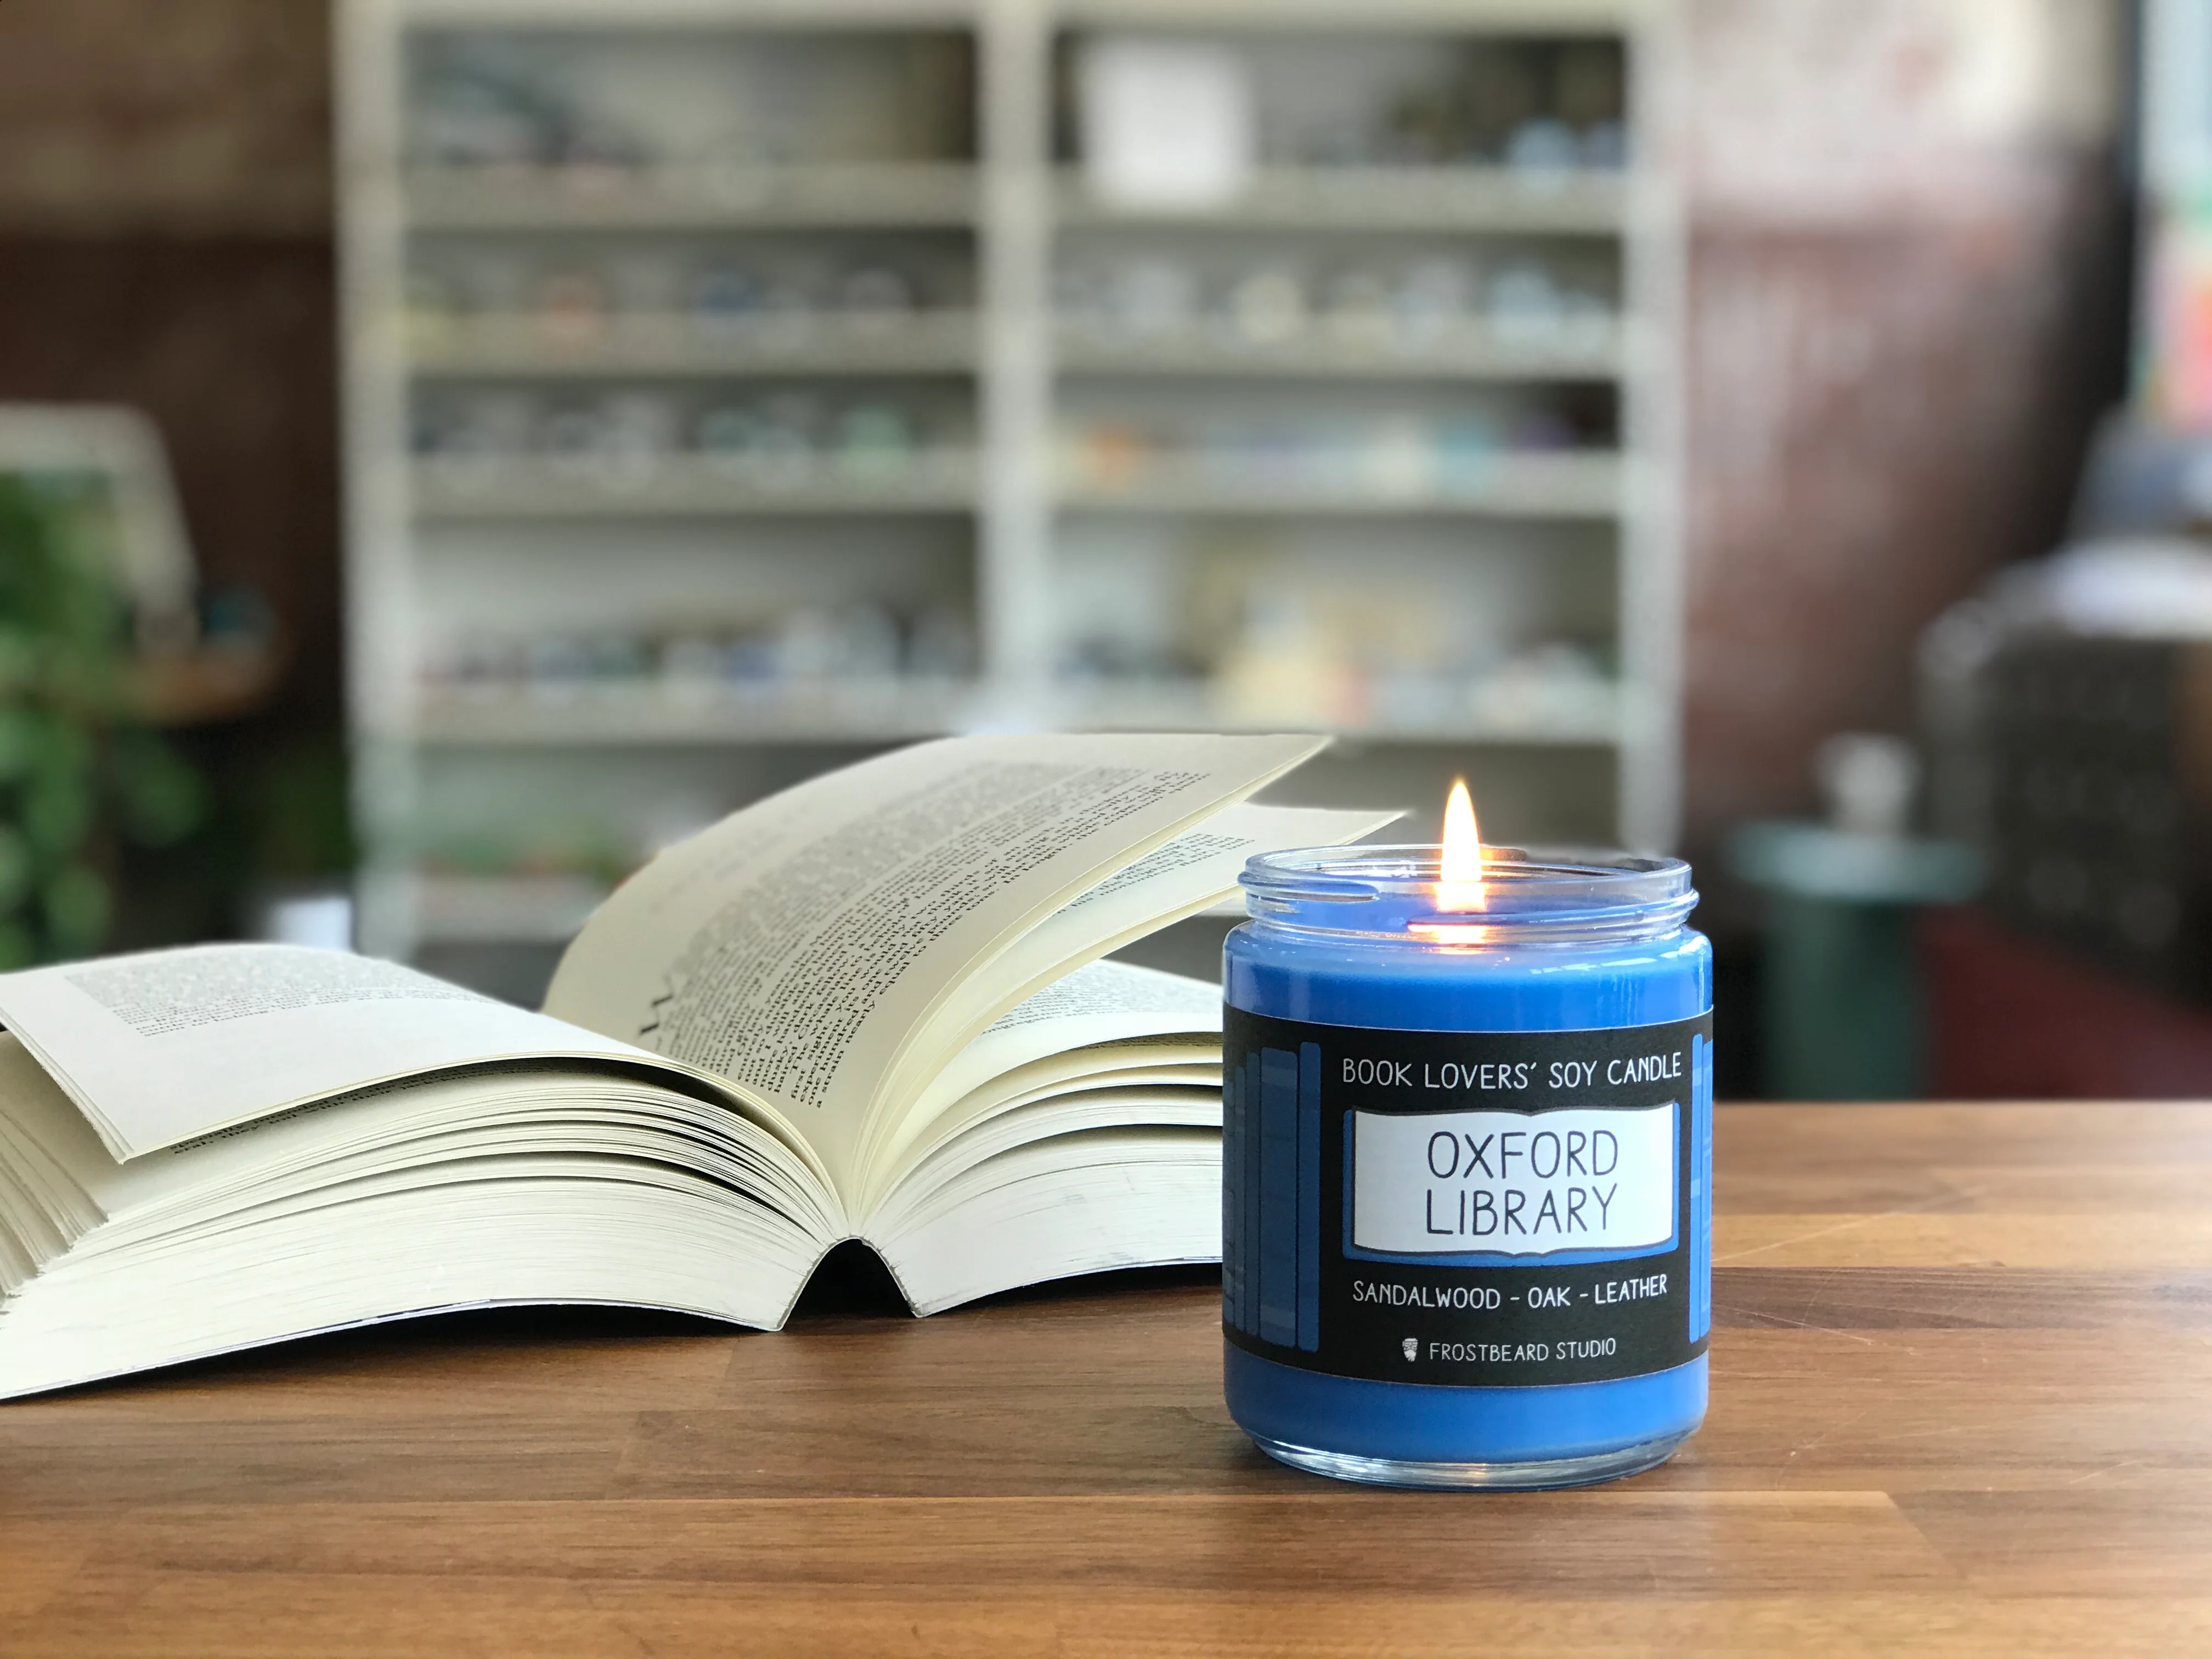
left=0, top=944, right=807, bottom=1167
left=912, top=960, right=1219, bottom=1124
left=857, top=799, right=1397, bottom=1175
left=865, top=957, right=1220, bottom=1210
left=543, top=732, right=1323, bottom=1194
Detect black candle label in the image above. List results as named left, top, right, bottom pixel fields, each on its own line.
left=1221, top=1008, right=1713, bottom=1389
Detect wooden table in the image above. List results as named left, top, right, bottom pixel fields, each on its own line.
left=5, top=1102, right=2211, bottom=1655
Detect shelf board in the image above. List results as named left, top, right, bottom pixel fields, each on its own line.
left=404, top=163, right=980, bottom=231
left=1053, top=686, right=1623, bottom=747
left=417, top=681, right=973, bottom=745
left=409, top=313, right=979, bottom=379
left=1051, top=0, right=1637, bottom=31
left=411, top=456, right=978, bottom=518
left=398, top=0, right=980, bottom=24
left=1057, top=452, right=1623, bottom=519
left=1053, top=323, right=1621, bottom=381
left=410, top=680, right=1624, bottom=749
left=397, top=0, right=1630, bottom=25
left=1054, top=167, right=1627, bottom=235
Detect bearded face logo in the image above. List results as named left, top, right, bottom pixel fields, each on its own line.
left=1402, top=1338, right=1419, bottom=1362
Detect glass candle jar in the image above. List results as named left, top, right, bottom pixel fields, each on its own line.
left=1222, top=845, right=1713, bottom=1489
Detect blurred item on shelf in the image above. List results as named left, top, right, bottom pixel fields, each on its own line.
left=690, top=264, right=765, bottom=336
left=1319, top=268, right=1393, bottom=350
left=1223, top=267, right=1307, bottom=346
left=411, top=38, right=646, bottom=176
left=408, top=816, right=639, bottom=947
left=413, top=387, right=972, bottom=502
left=412, top=830, right=635, bottom=885
left=605, top=251, right=684, bottom=317
left=1211, top=592, right=1365, bottom=727
left=1058, top=551, right=1617, bottom=741
left=837, top=265, right=919, bottom=326
left=1063, top=32, right=1626, bottom=181
left=1082, top=257, right=1204, bottom=340
left=1205, top=644, right=1615, bottom=739
left=405, top=29, right=974, bottom=179
left=1462, top=642, right=1616, bottom=732
left=1394, top=258, right=1476, bottom=346
left=253, top=889, right=356, bottom=952
left=833, top=403, right=917, bottom=478
left=1053, top=250, right=1617, bottom=368
left=696, top=393, right=817, bottom=485
left=1312, top=37, right=1624, bottom=172
left=552, top=391, right=680, bottom=492
left=1057, top=398, right=1599, bottom=500
left=531, top=267, right=612, bottom=349
left=427, top=602, right=975, bottom=698
left=407, top=247, right=974, bottom=368
left=1077, top=36, right=1255, bottom=212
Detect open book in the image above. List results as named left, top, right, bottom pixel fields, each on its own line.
left=0, top=733, right=1389, bottom=1397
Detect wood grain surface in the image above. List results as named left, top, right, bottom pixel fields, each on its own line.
left=5, top=1102, right=2211, bottom=1656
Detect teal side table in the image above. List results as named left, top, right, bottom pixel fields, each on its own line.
left=1728, top=824, right=1984, bottom=1101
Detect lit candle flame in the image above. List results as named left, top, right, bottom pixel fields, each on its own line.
left=1435, top=778, right=1484, bottom=913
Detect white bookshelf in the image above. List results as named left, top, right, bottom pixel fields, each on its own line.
left=338, top=0, right=1684, bottom=977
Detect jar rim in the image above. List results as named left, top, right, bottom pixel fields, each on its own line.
left=1238, top=844, right=1696, bottom=940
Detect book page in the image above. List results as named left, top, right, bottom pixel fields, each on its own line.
left=849, top=799, right=1392, bottom=1190
left=543, top=732, right=1323, bottom=1193
left=909, top=958, right=1220, bottom=1128
left=861, top=958, right=1220, bottom=1209
left=882, top=802, right=1391, bottom=1063
left=975, top=802, right=1395, bottom=1009
left=0, top=944, right=805, bottom=1164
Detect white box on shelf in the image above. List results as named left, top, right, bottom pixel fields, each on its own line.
left=1077, top=36, right=1255, bottom=212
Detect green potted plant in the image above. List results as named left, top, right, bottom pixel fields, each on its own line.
left=0, top=475, right=205, bottom=968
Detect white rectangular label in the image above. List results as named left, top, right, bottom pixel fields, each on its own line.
left=1351, top=1103, right=1677, bottom=1257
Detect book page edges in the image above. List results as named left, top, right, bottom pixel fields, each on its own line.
left=0, top=1010, right=830, bottom=1195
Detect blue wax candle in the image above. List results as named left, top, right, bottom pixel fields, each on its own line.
left=1222, top=843, right=1713, bottom=1489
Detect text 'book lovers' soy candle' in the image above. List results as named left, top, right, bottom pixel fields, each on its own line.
left=1222, top=782, right=1713, bottom=1489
